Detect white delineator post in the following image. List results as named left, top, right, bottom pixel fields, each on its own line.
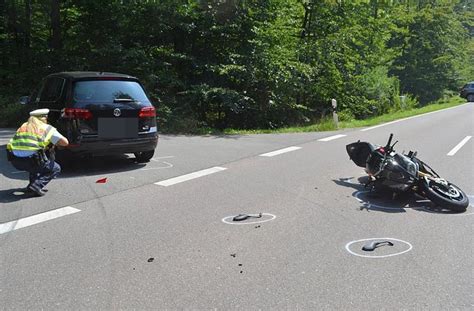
left=332, top=98, right=338, bottom=128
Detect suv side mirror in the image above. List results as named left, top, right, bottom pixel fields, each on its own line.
left=18, top=96, right=30, bottom=105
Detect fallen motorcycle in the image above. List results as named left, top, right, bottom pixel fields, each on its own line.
left=346, top=134, right=469, bottom=212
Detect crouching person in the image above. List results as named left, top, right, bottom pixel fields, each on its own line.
left=6, top=109, right=69, bottom=197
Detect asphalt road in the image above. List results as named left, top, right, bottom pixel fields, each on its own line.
left=0, top=103, right=473, bottom=309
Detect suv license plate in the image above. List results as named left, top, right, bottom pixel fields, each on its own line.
left=98, top=118, right=138, bottom=139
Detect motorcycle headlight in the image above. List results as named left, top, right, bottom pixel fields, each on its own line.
left=406, top=161, right=417, bottom=176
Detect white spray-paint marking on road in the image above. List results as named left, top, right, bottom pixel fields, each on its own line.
left=447, top=136, right=472, bottom=156
left=151, top=156, right=175, bottom=161
left=345, top=238, right=413, bottom=258
left=419, top=195, right=474, bottom=216
left=354, top=191, right=409, bottom=211
left=139, top=156, right=175, bottom=171
left=139, top=161, right=173, bottom=171
left=317, top=134, right=346, bottom=142
left=0, top=206, right=81, bottom=235
left=222, top=213, right=277, bottom=225
left=259, top=146, right=302, bottom=157
left=155, top=167, right=227, bottom=186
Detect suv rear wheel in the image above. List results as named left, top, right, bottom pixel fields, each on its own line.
left=467, top=94, right=474, bottom=102
left=134, top=150, right=155, bottom=163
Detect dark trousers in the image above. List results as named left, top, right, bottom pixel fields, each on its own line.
left=10, top=155, right=61, bottom=191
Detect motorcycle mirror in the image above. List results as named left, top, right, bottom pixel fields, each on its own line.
left=391, top=140, right=398, bottom=150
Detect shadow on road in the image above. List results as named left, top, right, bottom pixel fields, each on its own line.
left=0, top=187, right=39, bottom=203
left=333, top=176, right=466, bottom=214
left=0, top=143, right=149, bottom=182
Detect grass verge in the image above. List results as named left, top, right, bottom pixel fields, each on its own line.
left=222, top=96, right=467, bottom=135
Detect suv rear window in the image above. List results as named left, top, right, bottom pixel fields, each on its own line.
left=73, top=80, right=150, bottom=106
left=40, top=77, right=65, bottom=102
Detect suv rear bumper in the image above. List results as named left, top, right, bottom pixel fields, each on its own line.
left=65, top=134, right=158, bottom=156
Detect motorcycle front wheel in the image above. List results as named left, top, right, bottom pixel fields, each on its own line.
left=420, top=179, right=469, bottom=212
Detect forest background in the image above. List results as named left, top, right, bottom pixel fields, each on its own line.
left=0, top=0, right=472, bottom=132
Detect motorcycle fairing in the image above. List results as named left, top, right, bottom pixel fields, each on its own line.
left=346, top=141, right=375, bottom=168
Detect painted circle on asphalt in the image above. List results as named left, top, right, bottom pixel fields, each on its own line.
left=419, top=194, right=474, bottom=216
left=340, top=176, right=401, bottom=211
left=354, top=190, right=409, bottom=211
left=343, top=176, right=470, bottom=214
left=138, top=156, right=175, bottom=171
left=345, top=238, right=413, bottom=258
left=222, top=213, right=276, bottom=225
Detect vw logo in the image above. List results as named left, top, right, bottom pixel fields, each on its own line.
left=113, top=108, right=121, bottom=117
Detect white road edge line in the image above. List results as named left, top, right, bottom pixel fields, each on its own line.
left=259, top=146, right=302, bottom=157
left=317, top=134, right=346, bottom=142
left=361, top=103, right=470, bottom=132
left=447, top=136, right=472, bottom=156
left=0, top=206, right=81, bottom=235
left=155, top=167, right=227, bottom=186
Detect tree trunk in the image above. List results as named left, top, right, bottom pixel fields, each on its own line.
left=23, top=0, right=32, bottom=66
left=50, top=0, right=61, bottom=69
left=0, top=0, right=5, bottom=69
left=6, top=0, right=21, bottom=67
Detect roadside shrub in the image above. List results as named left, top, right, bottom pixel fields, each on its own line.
left=0, top=96, right=29, bottom=127
left=399, top=94, right=419, bottom=110
left=337, top=109, right=355, bottom=122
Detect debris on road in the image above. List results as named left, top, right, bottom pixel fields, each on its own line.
left=96, top=178, right=108, bottom=183
left=362, top=241, right=394, bottom=252
left=232, top=213, right=262, bottom=221
left=147, top=257, right=154, bottom=262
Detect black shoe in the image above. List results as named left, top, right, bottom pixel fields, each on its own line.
left=27, top=186, right=46, bottom=197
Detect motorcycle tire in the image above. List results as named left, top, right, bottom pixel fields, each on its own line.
left=420, top=179, right=469, bottom=212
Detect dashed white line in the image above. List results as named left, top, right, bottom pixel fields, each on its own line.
left=259, top=146, right=302, bottom=157
left=0, top=206, right=81, bottom=235
left=317, top=134, right=346, bottom=142
left=155, top=167, right=227, bottom=186
left=447, top=136, right=472, bottom=156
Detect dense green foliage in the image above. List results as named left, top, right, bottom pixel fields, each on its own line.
left=0, top=0, right=472, bottom=130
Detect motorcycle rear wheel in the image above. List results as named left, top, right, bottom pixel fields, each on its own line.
left=420, top=179, right=469, bottom=212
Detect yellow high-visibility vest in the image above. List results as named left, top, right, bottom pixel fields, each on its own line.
left=7, top=123, right=54, bottom=152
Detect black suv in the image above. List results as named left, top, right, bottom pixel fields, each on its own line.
left=22, top=72, right=158, bottom=162
left=460, top=82, right=474, bottom=102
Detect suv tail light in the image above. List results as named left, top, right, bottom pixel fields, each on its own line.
left=62, top=108, right=93, bottom=120
left=139, top=106, right=156, bottom=118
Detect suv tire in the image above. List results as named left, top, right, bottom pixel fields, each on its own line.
left=467, top=94, right=474, bottom=102
left=134, top=150, right=155, bottom=163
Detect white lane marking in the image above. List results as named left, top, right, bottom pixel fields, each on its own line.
left=361, top=103, right=470, bottom=132
left=259, top=146, right=302, bottom=157
left=447, top=136, right=472, bottom=156
left=317, top=134, right=346, bottom=142
left=155, top=167, right=227, bottom=186
left=345, top=238, right=413, bottom=258
left=0, top=206, right=81, bottom=235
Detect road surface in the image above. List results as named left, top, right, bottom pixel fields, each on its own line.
left=0, top=103, right=472, bottom=309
